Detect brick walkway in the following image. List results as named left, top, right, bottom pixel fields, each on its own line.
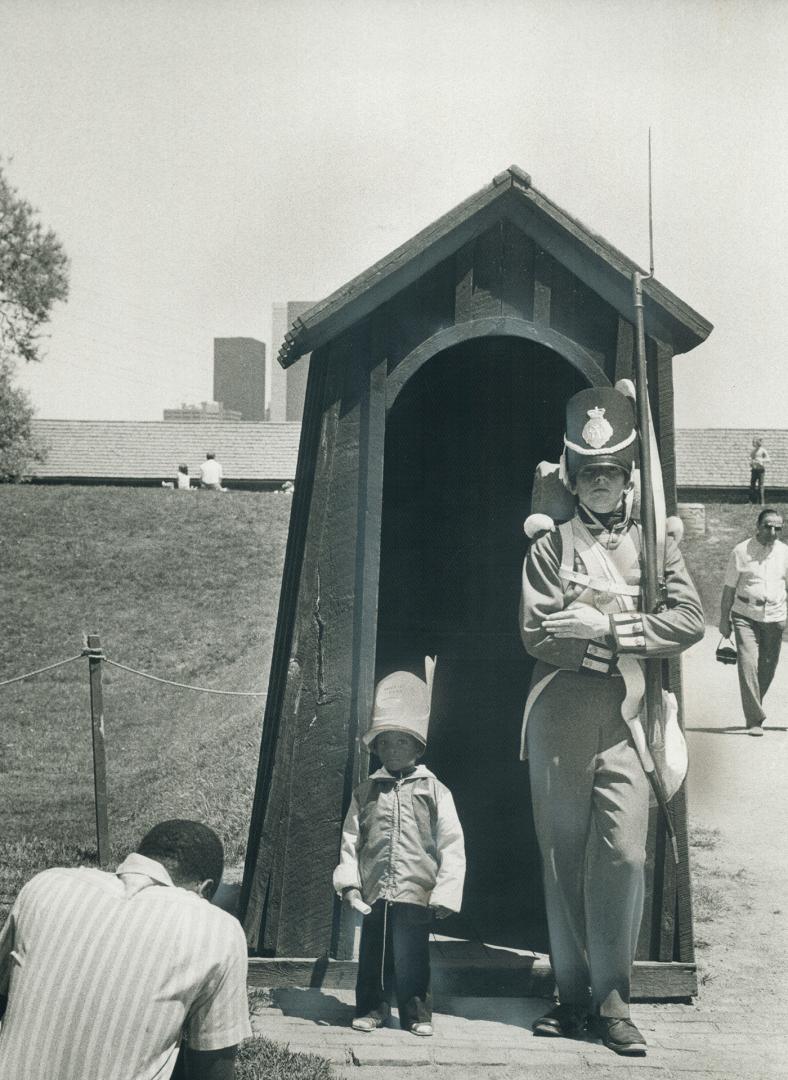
left=251, top=632, right=788, bottom=1077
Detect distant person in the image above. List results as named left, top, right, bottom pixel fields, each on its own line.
left=279, top=480, right=294, bottom=494
left=199, top=452, right=224, bottom=491
left=0, top=820, right=251, bottom=1079
left=749, top=437, right=770, bottom=505
left=176, top=463, right=191, bottom=490
left=333, top=660, right=465, bottom=1038
left=719, top=507, right=788, bottom=736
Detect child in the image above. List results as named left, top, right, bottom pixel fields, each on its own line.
left=333, top=658, right=465, bottom=1037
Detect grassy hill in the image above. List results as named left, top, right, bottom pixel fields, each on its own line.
left=0, top=485, right=292, bottom=900
left=1, top=485, right=783, bottom=902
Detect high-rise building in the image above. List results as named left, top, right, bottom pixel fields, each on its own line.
left=163, top=401, right=242, bottom=421
left=270, top=302, right=314, bottom=422
left=213, top=338, right=266, bottom=421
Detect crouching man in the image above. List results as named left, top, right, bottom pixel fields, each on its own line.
left=0, top=819, right=251, bottom=1079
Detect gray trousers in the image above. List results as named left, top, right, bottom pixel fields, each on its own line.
left=527, top=671, right=649, bottom=1018
left=731, top=614, right=784, bottom=726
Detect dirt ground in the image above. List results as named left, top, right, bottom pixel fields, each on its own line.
left=681, top=629, right=788, bottom=1014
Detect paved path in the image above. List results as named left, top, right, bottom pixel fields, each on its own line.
left=251, top=630, right=788, bottom=1078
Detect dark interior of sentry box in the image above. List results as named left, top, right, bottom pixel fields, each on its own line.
left=375, top=335, right=586, bottom=951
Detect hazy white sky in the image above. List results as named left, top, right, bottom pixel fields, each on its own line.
left=2, top=0, right=786, bottom=426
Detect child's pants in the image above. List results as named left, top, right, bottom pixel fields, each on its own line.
left=355, top=900, right=432, bottom=1028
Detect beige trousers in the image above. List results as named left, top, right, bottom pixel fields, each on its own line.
left=527, top=670, right=649, bottom=1018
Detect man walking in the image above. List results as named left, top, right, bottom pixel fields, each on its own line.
left=719, top=507, right=788, bottom=735
left=520, top=386, right=704, bottom=1056
left=0, top=820, right=251, bottom=1079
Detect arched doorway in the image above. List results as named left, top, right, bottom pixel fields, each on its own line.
left=375, top=335, right=587, bottom=949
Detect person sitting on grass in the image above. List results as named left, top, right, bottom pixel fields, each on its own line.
left=333, top=658, right=465, bottom=1038
left=0, top=820, right=251, bottom=1080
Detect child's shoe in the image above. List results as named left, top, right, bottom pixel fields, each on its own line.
left=352, top=1015, right=385, bottom=1033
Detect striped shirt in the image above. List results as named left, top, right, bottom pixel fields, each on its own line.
left=0, top=853, right=251, bottom=1080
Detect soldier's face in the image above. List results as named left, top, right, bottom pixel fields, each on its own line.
left=574, top=464, right=628, bottom=515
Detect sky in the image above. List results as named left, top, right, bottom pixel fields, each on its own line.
left=1, top=0, right=786, bottom=427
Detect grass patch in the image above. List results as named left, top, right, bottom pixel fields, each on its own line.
left=237, top=1037, right=336, bottom=1080
left=688, top=825, right=721, bottom=851
left=0, top=485, right=291, bottom=879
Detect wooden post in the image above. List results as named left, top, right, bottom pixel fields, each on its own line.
left=86, top=634, right=110, bottom=865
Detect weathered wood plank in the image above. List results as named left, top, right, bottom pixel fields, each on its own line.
left=471, top=224, right=503, bottom=320
left=454, top=241, right=474, bottom=324
left=501, top=220, right=536, bottom=321
left=533, top=247, right=551, bottom=327
left=332, top=339, right=388, bottom=961
left=247, top=956, right=696, bottom=1000
left=236, top=352, right=328, bottom=946
left=615, top=316, right=635, bottom=384
left=654, top=338, right=677, bottom=514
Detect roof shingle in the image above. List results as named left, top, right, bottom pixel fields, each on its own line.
left=29, top=420, right=301, bottom=481
left=675, top=429, right=788, bottom=489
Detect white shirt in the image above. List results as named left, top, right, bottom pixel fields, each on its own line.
left=0, top=854, right=251, bottom=1080
left=724, top=537, right=788, bottom=623
left=199, top=459, right=223, bottom=485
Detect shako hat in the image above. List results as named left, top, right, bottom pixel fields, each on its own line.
left=563, top=386, right=638, bottom=483
left=362, top=657, right=436, bottom=749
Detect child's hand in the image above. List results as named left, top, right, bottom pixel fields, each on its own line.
left=431, top=905, right=452, bottom=920
left=343, top=888, right=372, bottom=915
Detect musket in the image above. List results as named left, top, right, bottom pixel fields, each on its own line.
left=630, top=131, right=680, bottom=866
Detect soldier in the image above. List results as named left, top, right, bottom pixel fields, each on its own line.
left=520, top=386, right=704, bottom=1056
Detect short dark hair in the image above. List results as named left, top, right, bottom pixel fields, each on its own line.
left=757, top=506, right=783, bottom=526
left=206, top=452, right=215, bottom=459
left=138, top=820, right=224, bottom=896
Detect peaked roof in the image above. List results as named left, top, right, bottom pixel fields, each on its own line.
left=29, top=420, right=301, bottom=482
left=279, top=165, right=712, bottom=369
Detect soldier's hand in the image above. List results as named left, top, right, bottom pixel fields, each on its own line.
left=718, top=618, right=731, bottom=638
left=543, top=606, right=610, bottom=640
left=431, top=905, right=452, bottom=919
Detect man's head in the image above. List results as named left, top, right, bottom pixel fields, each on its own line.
left=756, top=507, right=783, bottom=548
left=138, top=819, right=224, bottom=899
left=206, top=452, right=215, bottom=460
left=753, top=437, right=763, bottom=448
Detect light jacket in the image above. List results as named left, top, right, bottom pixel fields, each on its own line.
left=332, top=764, right=465, bottom=913
left=519, top=514, right=705, bottom=757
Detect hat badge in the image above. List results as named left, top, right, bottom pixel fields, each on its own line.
left=582, top=407, right=613, bottom=449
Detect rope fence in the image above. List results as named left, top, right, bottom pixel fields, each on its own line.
left=0, top=634, right=268, bottom=865
left=0, top=651, right=268, bottom=698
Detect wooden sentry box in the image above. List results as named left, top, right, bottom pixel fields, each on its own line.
left=240, top=166, right=712, bottom=998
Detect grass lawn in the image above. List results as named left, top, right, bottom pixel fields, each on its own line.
left=0, top=485, right=292, bottom=901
